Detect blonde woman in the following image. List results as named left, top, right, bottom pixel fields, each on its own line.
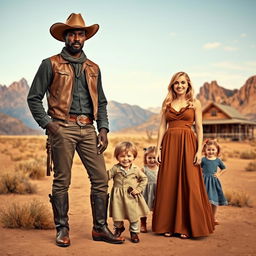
left=152, top=72, right=215, bottom=239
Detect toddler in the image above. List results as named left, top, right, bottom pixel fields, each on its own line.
left=108, top=141, right=149, bottom=243
left=141, top=146, right=158, bottom=233
left=201, top=139, right=228, bottom=225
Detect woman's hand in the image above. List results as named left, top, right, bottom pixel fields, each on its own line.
left=193, top=151, right=202, bottom=165
left=156, top=148, right=161, bottom=164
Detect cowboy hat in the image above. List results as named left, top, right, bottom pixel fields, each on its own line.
left=50, top=13, right=99, bottom=42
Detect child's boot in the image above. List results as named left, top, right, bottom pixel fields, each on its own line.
left=114, top=226, right=125, bottom=237
left=140, top=217, right=147, bottom=233
left=130, top=232, right=140, bottom=243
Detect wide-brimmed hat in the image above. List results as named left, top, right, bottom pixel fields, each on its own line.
left=50, top=13, right=99, bottom=42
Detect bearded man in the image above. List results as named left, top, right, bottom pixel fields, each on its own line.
left=27, top=13, right=124, bottom=247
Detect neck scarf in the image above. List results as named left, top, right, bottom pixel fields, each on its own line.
left=60, top=47, right=87, bottom=77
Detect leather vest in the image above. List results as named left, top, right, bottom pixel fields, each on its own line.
left=47, top=54, right=99, bottom=120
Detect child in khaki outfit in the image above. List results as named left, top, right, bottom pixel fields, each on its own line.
left=108, top=141, right=149, bottom=243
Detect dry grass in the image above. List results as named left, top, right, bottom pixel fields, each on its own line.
left=0, top=199, right=54, bottom=229
left=245, top=161, right=256, bottom=172
left=0, top=172, right=37, bottom=194
left=240, top=151, right=256, bottom=159
left=15, top=158, right=46, bottom=179
left=225, top=190, right=253, bottom=207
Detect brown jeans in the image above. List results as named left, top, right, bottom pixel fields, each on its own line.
left=50, top=121, right=108, bottom=197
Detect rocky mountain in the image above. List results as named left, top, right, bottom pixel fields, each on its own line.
left=126, top=75, right=256, bottom=132
left=0, top=112, right=41, bottom=135
left=197, top=75, right=256, bottom=120
left=0, top=78, right=39, bottom=130
left=1, top=75, right=255, bottom=135
left=0, top=79, right=155, bottom=134
left=107, top=101, right=154, bottom=131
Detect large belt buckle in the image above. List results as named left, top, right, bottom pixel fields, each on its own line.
left=76, top=114, right=88, bottom=127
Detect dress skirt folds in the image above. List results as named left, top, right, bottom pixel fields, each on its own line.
left=152, top=106, right=215, bottom=237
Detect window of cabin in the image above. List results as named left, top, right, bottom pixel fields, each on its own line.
left=211, top=109, right=217, bottom=116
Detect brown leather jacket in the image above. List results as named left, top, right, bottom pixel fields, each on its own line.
left=48, top=54, right=99, bottom=120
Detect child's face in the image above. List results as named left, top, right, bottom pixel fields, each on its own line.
left=117, top=150, right=135, bottom=170
left=205, top=145, right=218, bottom=158
left=146, top=153, right=157, bottom=168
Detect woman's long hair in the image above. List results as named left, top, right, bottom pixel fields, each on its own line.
left=162, top=71, right=194, bottom=112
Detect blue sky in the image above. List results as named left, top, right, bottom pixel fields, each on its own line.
left=0, top=0, right=255, bottom=108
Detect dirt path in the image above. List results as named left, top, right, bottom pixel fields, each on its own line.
left=0, top=138, right=256, bottom=256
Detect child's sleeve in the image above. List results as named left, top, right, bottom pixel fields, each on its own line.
left=136, top=168, right=148, bottom=193
left=218, top=159, right=226, bottom=170
left=107, top=165, right=117, bottom=180
left=201, top=157, right=205, bottom=168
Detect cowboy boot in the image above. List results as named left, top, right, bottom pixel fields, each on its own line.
left=49, top=193, right=70, bottom=247
left=140, top=217, right=147, bottom=233
left=90, top=193, right=125, bottom=244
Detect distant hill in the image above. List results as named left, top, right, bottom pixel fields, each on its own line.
left=1, top=75, right=255, bottom=134
left=125, top=75, right=256, bottom=132
left=0, top=79, right=155, bottom=134
left=0, top=78, right=39, bottom=130
left=107, top=101, right=154, bottom=131
left=0, top=112, right=41, bottom=135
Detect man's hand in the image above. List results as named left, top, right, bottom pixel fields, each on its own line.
left=97, top=128, right=108, bottom=154
left=46, top=122, right=60, bottom=135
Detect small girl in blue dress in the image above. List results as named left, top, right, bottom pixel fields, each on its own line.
left=201, top=139, right=228, bottom=225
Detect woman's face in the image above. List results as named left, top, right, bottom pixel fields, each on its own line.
left=172, top=75, right=189, bottom=96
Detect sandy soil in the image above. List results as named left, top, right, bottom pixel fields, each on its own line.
left=0, top=135, right=256, bottom=256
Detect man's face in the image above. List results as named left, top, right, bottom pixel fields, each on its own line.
left=64, top=29, right=86, bottom=54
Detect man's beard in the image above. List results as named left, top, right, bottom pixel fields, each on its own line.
left=65, top=42, right=83, bottom=54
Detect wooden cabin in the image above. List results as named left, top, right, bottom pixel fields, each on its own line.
left=202, top=102, right=256, bottom=141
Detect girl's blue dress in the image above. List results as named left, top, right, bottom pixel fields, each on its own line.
left=201, top=157, right=228, bottom=206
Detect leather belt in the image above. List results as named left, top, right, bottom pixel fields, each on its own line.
left=68, top=114, right=93, bottom=127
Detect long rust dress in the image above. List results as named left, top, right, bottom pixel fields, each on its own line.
left=152, top=105, right=215, bottom=237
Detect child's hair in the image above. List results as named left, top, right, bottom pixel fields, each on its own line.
left=202, top=139, right=221, bottom=157
left=143, top=146, right=156, bottom=165
left=114, top=141, right=138, bottom=159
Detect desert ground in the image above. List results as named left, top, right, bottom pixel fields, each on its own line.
left=0, top=133, right=256, bottom=256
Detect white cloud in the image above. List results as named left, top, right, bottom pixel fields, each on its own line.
left=223, top=46, right=238, bottom=51
left=240, top=33, right=247, bottom=38
left=212, top=61, right=256, bottom=71
left=203, top=42, right=221, bottom=49
left=190, top=71, right=247, bottom=92
left=169, top=32, right=176, bottom=37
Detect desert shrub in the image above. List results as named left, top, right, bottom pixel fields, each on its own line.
left=0, top=199, right=54, bottom=229
left=228, top=150, right=240, bottom=158
left=245, top=161, right=256, bottom=172
left=225, top=190, right=252, bottom=207
left=11, top=155, right=23, bottom=161
left=12, top=139, right=23, bottom=148
left=240, top=151, right=256, bottom=160
left=103, top=151, right=112, bottom=160
left=15, top=158, right=46, bottom=179
left=0, top=172, right=36, bottom=194
left=221, top=153, right=228, bottom=161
